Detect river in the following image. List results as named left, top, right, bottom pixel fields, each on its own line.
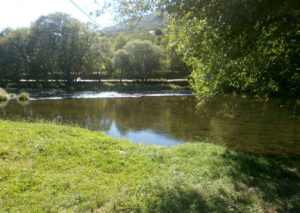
left=1, top=91, right=299, bottom=158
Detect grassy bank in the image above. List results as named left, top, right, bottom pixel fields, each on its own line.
left=0, top=121, right=299, bottom=212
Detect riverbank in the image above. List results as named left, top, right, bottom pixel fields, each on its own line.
left=1, top=80, right=191, bottom=92
left=0, top=121, right=299, bottom=212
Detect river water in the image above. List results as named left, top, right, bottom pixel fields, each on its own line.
left=1, top=92, right=299, bottom=158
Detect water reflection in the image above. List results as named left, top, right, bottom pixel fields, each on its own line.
left=0, top=95, right=299, bottom=158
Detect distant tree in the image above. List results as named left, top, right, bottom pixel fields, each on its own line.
left=114, top=34, right=128, bottom=50
left=168, top=47, right=191, bottom=78
left=30, top=13, right=103, bottom=86
left=0, top=13, right=116, bottom=86
left=0, top=28, right=29, bottom=83
left=29, top=18, right=59, bottom=82
left=113, top=49, right=130, bottom=82
left=87, top=36, right=112, bottom=82
left=124, top=39, right=162, bottom=81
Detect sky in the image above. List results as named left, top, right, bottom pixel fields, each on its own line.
left=0, top=0, right=113, bottom=31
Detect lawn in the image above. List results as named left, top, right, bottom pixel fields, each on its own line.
left=0, top=121, right=299, bottom=212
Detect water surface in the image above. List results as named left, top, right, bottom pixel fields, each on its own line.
left=1, top=94, right=299, bottom=158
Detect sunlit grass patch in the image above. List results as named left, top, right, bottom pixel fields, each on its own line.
left=0, top=121, right=298, bottom=212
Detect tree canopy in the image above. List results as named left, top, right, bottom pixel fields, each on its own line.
left=0, top=13, right=108, bottom=86
left=95, top=0, right=300, bottom=102
left=0, top=12, right=189, bottom=87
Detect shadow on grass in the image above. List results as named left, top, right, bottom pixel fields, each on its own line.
left=109, top=179, right=257, bottom=213
left=221, top=150, right=300, bottom=212
left=108, top=150, right=300, bottom=212
left=110, top=184, right=233, bottom=213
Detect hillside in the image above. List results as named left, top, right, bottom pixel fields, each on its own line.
left=101, top=13, right=170, bottom=34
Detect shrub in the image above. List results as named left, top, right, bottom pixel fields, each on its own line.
left=0, top=95, right=8, bottom=101
left=17, top=92, right=29, bottom=101
left=0, top=87, right=8, bottom=95
left=9, top=93, right=16, bottom=98
left=0, top=88, right=8, bottom=101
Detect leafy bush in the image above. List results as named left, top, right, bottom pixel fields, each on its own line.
left=0, top=95, right=8, bottom=101
left=0, top=87, right=8, bottom=95
left=0, top=87, right=8, bottom=101
left=9, top=93, right=16, bottom=98
left=17, top=92, right=29, bottom=101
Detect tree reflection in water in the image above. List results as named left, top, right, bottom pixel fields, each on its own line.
left=1, top=95, right=299, bottom=158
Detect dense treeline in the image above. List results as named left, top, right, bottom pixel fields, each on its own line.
left=0, top=12, right=190, bottom=87
left=95, top=0, right=300, bottom=101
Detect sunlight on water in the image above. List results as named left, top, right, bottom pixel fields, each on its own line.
left=29, top=91, right=192, bottom=100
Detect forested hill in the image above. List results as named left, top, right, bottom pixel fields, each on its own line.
left=101, top=13, right=169, bottom=34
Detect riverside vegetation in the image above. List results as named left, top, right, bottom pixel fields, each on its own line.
left=0, top=87, right=29, bottom=102
left=0, top=121, right=299, bottom=212
left=0, top=0, right=299, bottom=212
left=0, top=88, right=8, bottom=101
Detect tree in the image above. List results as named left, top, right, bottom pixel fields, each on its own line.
left=0, top=28, right=29, bottom=83
left=113, top=49, right=130, bottom=82
left=114, top=34, right=128, bottom=50
left=0, top=13, right=115, bottom=86
left=29, top=17, right=60, bottom=82
left=167, top=46, right=191, bottom=78
left=166, top=0, right=300, bottom=103
left=124, top=39, right=162, bottom=81
left=87, top=36, right=113, bottom=82
left=30, top=13, right=103, bottom=86
left=94, top=0, right=300, bottom=102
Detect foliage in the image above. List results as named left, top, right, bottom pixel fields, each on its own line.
left=17, top=92, right=29, bottom=101
left=166, top=0, right=300, bottom=103
left=29, top=13, right=105, bottom=86
left=0, top=95, right=8, bottom=101
left=113, top=49, right=130, bottom=82
left=0, top=12, right=190, bottom=87
left=85, top=36, right=113, bottom=82
left=0, top=28, right=29, bottom=82
left=113, top=34, right=128, bottom=50
left=0, top=121, right=299, bottom=212
left=94, top=0, right=300, bottom=102
left=0, top=87, right=8, bottom=96
left=124, top=39, right=163, bottom=81
left=0, top=87, right=8, bottom=101
left=0, top=13, right=114, bottom=86
left=113, top=39, right=163, bottom=81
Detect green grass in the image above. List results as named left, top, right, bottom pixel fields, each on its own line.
left=0, top=121, right=299, bottom=212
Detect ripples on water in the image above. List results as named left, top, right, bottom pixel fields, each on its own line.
left=1, top=91, right=299, bottom=158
